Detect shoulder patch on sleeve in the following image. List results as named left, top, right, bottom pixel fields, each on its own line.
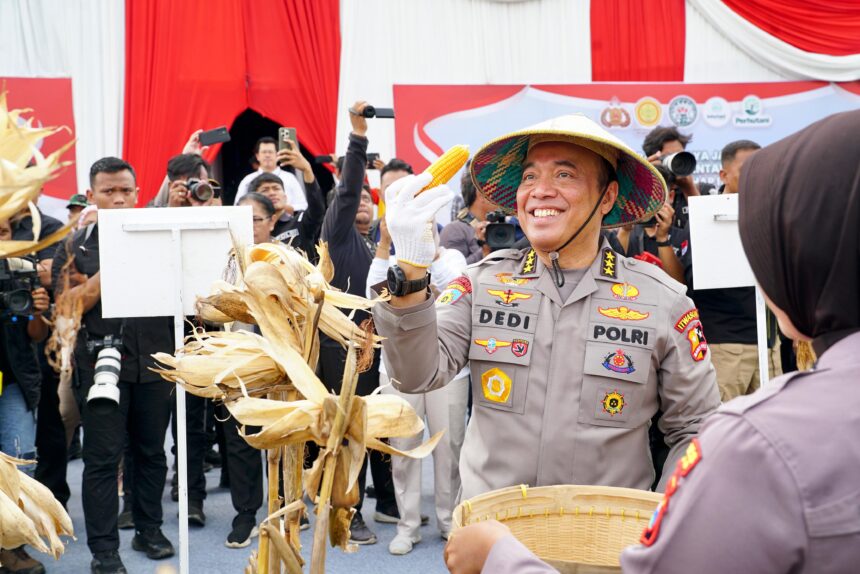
left=640, top=438, right=703, bottom=547
left=622, top=255, right=686, bottom=295
left=436, top=275, right=472, bottom=306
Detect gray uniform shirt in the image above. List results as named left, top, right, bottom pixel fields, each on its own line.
left=481, top=330, right=860, bottom=574
left=373, top=244, right=719, bottom=500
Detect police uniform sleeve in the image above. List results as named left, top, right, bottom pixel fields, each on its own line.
left=620, top=413, right=805, bottom=573
left=372, top=272, right=473, bottom=394
left=482, top=535, right=559, bottom=574
left=655, top=292, right=720, bottom=490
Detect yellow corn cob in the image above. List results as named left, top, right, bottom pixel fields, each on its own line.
left=419, top=144, right=469, bottom=195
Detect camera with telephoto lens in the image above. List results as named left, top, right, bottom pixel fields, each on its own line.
left=86, top=335, right=123, bottom=405
left=181, top=178, right=215, bottom=202
left=0, top=257, right=39, bottom=317
left=485, top=210, right=517, bottom=251
left=660, top=151, right=696, bottom=177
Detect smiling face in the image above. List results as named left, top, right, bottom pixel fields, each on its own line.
left=516, top=141, right=617, bottom=255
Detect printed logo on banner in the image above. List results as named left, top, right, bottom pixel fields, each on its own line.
left=734, top=95, right=772, bottom=127
left=702, top=97, right=730, bottom=128
left=634, top=97, right=662, bottom=128
left=600, top=97, right=631, bottom=129
left=668, top=96, right=698, bottom=127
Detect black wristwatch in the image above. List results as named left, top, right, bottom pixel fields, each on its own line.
left=387, top=265, right=431, bottom=297
left=655, top=239, right=672, bottom=247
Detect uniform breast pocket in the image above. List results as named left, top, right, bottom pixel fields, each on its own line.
left=577, top=341, right=652, bottom=428
left=468, top=327, right=533, bottom=415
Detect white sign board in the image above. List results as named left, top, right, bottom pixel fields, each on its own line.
left=98, top=206, right=253, bottom=318
left=687, top=194, right=754, bottom=290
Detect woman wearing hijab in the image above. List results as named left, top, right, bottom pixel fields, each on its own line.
left=444, top=110, right=860, bottom=574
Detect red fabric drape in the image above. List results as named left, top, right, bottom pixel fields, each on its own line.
left=590, top=0, right=686, bottom=81
left=245, top=0, right=341, bottom=159
left=124, top=0, right=340, bottom=205
left=722, top=0, right=860, bottom=57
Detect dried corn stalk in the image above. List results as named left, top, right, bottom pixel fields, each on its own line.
left=45, top=247, right=84, bottom=387
left=153, top=241, right=442, bottom=573
left=0, top=453, right=74, bottom=559
left=0, top=89, right=75, bottom=228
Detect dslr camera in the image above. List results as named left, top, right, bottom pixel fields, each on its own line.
left=0, top=257, right=39, bottom=316
left=181, top=178, right=218, bottom=202
left=86, top=335, right=123, bottom=405
left=485, top=210, right=517, bottom=251
left=660, top=151, right=696, bottom=177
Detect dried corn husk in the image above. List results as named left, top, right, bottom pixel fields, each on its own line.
left=0, top=453, right=73, bottom=558
left=45, top=250, right=84, bottom=387
left=152, top=240, right=439, bottom=573
left=0, top=89, right=75, bottom=227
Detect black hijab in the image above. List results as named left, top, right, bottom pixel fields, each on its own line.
left=739, top=110, right=860, bottom=355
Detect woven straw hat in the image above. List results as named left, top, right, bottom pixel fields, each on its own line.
left=469, top=114, right=667, bottom=228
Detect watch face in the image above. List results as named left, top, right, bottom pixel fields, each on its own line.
left=387, top=265, right=405, bottom=295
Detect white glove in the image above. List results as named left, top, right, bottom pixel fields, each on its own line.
left=384, top=172, right=454, bottom=268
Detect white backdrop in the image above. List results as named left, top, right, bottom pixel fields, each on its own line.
left=336, top=0, right=593, bottom=160
left=0, top=0, right=125, bottom=221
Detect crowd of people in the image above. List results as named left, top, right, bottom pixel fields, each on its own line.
left=0, top=96, right=840, bottom=574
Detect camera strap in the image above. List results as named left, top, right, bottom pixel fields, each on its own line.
left=545, top=186, right=610, bottom=289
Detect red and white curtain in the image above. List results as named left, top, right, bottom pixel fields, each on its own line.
left=1, top=0, right=858, bottom=214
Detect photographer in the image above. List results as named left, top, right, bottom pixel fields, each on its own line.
left=642, top=126, right=700, bottom=228
left=318, top=100, right=396, bottom=545
left=10, top=200, right=74, bottom=510
left=611, top=165, right=692, bottom=287
left=440, top=166, right=498, bottom=263
left=162, top=153, right=218, bottom=526
left=247, top=141, right=325, bottom=260
left=233, top=136, right=307, bottom=212
left=0, top=219, right=51, bottom=574
left=52, top=158, right=176, bottom=574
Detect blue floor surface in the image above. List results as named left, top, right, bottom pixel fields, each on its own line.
left=43, top=450, right=448, bottom=573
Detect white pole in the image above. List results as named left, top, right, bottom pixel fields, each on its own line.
left=755, top=285, right=770, bottom=387
left=171, top=228, right=190, bottom=574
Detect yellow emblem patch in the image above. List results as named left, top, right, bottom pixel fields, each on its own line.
left=601, top=390, right=625, bottom=416
left=611, top=282, right=639, bottom=300
left=481, top=367, right=512, bottom=404
left=598, top=306, right=650, bottom=321
left=495, top=273, right=533, bottom=286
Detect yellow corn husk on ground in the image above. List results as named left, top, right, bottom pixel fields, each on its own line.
left=419, top=144, right=469, bottom=194
left=0, top=453, right=74, bottom=559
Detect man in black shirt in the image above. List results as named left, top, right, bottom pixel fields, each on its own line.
left=52, top=158, right=175, bottom=574
left=248, top=142, right=325, bottom=261
left=318, top=100, right=395, bottom=545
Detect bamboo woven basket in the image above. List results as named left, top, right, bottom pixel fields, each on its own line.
left=452, top=485, right=662, bottom=574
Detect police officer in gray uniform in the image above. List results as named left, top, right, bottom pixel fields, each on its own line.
left=445, top=111, right=860, bottom=574
left=374, top=115, right=719, bottom=502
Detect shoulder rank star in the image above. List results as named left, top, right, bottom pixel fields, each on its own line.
left=474, top=338, right=512, bottom=354
left=600, top=248, right=617, bottom=279
left=487, top=288, right=532, bottom=307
